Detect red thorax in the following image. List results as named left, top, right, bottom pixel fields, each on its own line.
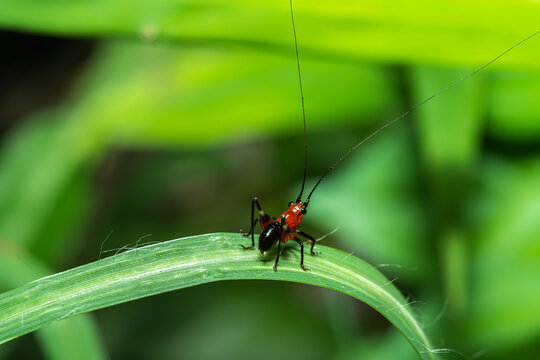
left=277, top=202, right=304, bottom=243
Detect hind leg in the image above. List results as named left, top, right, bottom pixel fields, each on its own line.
left=293, top=236, right=310, bottom=271
left=296, top=229, right=319, bottom=255
left=240, top=197, right=272, bottom=250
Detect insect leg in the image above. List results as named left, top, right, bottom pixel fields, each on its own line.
left=273, top=215, right=287, bottom=271
left=293, top=236, right=310, bottom=272
left=273, top=238, right=283, bottom=271
left=240, top=197, right=259, bottom=249
left=296, top=229, right=319, bottom=255
left=254, top=198, right=272, bottom=229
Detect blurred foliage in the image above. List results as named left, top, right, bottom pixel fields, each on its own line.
left=0, top=0, right=539, bottom=68
left=0, top=0, right=539, bottom=359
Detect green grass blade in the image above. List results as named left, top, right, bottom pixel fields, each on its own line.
left=0, top=233, right=436, bottom=359
left=0, top=240, right=107, bottom=360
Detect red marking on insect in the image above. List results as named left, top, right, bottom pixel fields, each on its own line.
left=277, top=202, right=304, bottom=243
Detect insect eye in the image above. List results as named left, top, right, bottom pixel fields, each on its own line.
left=301, top=207, right=307, bottom=215
left=288, top=201, right=294, bottom=207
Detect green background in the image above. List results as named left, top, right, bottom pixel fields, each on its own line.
left=1, top=0, right=539, bottom=359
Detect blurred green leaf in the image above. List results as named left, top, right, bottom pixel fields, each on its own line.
left=0, top=233, right=438, bottom=360
left=468, top=156, right=540, bottom=347
left=337, top=330, right=420, bottom=360
left=487, top=71, right=540, bottom=141
left=411, top=67, right=485, bottom=315
left=0, top=114, right=94, bottom=251
left=411, top=67, right=484, bottom=172
left=0, top=0, right=538, bottom=69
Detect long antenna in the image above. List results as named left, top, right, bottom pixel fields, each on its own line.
left=290, top=0, right=308, bottom=203
left=303, top=29, right=540, bottom=208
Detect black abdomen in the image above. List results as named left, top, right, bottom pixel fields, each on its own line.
left=258, top=221, right=281, bottom=252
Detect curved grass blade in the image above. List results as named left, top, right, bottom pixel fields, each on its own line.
left=0, top=240, right=107, bottom=360
left=0, top=233, right=436, bottom=359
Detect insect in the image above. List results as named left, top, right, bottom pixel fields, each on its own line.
left=240, top=0, right=540, bottom=271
